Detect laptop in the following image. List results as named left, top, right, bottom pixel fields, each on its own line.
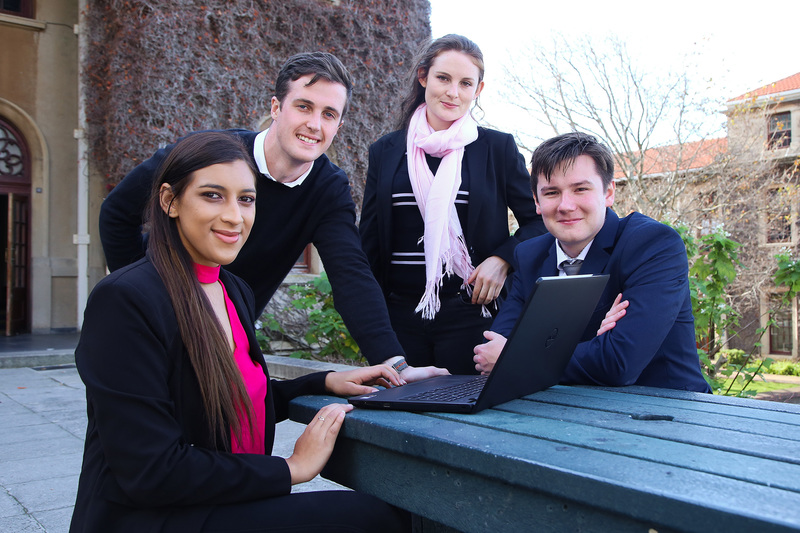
left=349, top=274, right=609, bottom=414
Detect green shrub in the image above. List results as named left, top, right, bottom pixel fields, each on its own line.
left=254, top=313, right=283, bottom=354
left=719, top=348, right=748, bottom=366
left=673, top=225, right=800, bottom=397
left=287, top=273, right=364, bottom=363
left=770, top=360, right=800, bottom=376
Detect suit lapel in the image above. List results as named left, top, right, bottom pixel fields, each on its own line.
left=543, top=240, right=559, bottom=276
left=379, top=134, right=407, bottom=250
left=464, top=133, right=488, bottom=242
left=582, top=208, right=620, bottom=274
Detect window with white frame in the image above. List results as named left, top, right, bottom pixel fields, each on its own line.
left=768, top=111, right=792, bottom=149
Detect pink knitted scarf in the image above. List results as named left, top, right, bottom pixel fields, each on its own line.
left=406, top=104, right=479, bottom=319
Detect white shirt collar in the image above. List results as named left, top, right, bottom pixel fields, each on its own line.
left=555, top=240, right=593, bottom=276
left=253, top=129, right=313, bottom=188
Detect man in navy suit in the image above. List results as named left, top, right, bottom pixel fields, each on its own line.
left=473, top=132, right=710, bottom=392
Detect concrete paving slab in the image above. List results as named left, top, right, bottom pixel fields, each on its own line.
left=2, top=387, right=86, bottom=415
left=2, top=434, right=84, bottom=464
left=7, top=475, right=80, bottom=514
left=0, top=488, right=26, bottom=519
left=0, top=421, right=76, bottom=446
left=32, top=507, right=73, bottom=533
left=36, top=410, right=86, bottom=439
left=0, top=412, right=49, bottom=431
left=0, top=453, right=83, bottom=486
left=0, top=515, right=46, bottom=533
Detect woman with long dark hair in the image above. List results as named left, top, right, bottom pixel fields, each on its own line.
left=361, top=34, right=546, bottom=375
left=71, top=131, right=407, bottom=532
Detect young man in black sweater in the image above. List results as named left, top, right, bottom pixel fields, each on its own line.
left=99, top=52, right=446, bottom=382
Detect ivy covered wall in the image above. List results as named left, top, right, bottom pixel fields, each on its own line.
left=85, top=0, right=431, bottom=210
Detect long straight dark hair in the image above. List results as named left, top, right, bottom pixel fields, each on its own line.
left=145, top=131, right=258, bottom=450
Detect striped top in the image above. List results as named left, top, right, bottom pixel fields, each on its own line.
left=388, top=154, right=470, bottom=297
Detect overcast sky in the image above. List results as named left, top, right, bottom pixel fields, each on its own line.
left=429, top=0, right=797, bottom=141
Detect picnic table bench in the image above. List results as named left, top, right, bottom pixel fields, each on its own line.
left=289, top=384, right=800, bottom=532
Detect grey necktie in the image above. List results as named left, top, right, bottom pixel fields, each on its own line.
left=560, top=259, right=583, bottom=276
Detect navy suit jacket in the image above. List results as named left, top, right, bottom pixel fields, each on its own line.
left=360, top=127, right=546, bottom=294
left=71, top=258, right=329, bottom=532
left=492, top=208, right=710, bottom=392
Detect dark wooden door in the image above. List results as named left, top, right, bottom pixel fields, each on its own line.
left=0, top=118, right=31, bottom=336
left=5, top=193, right=29, bottom=336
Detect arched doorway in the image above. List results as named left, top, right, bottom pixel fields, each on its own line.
left=0, top=117, right=31, bottom=335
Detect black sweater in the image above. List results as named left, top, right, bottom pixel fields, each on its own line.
left=99, top=129, right=404, bottom=364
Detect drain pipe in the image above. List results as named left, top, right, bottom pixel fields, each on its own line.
left=73, top=0, right=89, bottom=330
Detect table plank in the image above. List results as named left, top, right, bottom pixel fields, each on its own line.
left=436, top=403, right=800, bottom=491
left=493, top=398, right=800, bottom=464
left=547, top=385, right=800, bottom=424
left=527, top=387, right=800, bottom=440
left=289, top=395, right=800, bottom=533
left=600, top=385, right=800, bottom=415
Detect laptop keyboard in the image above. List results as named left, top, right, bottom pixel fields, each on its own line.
left=404, top=375, right=488, bottom=402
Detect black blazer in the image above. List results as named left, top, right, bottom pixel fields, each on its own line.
left=70, top=258, right=328, bottom=533
left=360, top=127, right=546, bottom=294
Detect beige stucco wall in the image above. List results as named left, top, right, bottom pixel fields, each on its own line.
left=726, top=95, right=800, bottom=162
left=0, top=1, right=101, bottom=333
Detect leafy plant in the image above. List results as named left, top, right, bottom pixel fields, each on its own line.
left=774, top=252, right=800, bottom=304
left=718, top=348, right=747, bottom=366
left=287, top=273, right=363, bottom=363
left=686, top=226, right=741, bottom=360
left=672, top=224, right=795, bottom=396
left=254, top=314, right=284, bottom=354
left=770, top=360, right=800, bottom=376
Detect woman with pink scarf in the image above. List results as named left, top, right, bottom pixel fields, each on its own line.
left=360, top=34, right=546, bottom=375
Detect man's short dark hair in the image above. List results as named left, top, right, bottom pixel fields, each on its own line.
left=274, top=52, right=354, bottom=117
left=530, top=132, right=615, bottom=198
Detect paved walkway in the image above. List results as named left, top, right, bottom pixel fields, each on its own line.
left=2, top=333, right=800, bottom=532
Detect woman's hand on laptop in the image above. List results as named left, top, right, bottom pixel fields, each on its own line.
left=473, top=331, right=507, bottom=375
left=325, top=365, right=405, bottom=396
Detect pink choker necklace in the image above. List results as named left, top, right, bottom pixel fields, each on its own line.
left=193, top=263, right=221, bottom=284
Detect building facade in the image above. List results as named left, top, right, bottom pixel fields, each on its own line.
left=1, top=1, right=106, bottom=334
left=1, top=0, right=431, bottom=336
left=726, top=73, right=800, bottom=360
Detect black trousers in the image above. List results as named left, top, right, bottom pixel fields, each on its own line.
left=195, top=490, right=408, bottom=532
left=387, top=293, right=493, bottom=375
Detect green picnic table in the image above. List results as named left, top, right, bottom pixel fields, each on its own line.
left=289, top=385, right=800, bottom=533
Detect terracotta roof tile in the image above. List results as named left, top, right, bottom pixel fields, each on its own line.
left=729, top=72, right=800, bottom=101
left=614, top=137, right=728, bottom=179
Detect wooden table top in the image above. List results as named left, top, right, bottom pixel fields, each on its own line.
left=289, top=385, right=800, bottom=533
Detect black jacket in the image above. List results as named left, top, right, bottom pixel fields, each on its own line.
left=360, top=127, right=546, bottom=294
left=70, top=258, right=329, bottom=532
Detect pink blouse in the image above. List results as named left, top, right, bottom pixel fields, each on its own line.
left=194, top=263, right=267, bottom=454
